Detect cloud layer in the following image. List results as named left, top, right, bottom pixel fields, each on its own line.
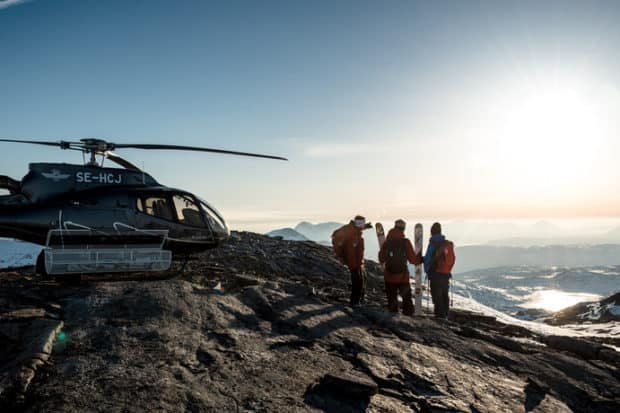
left=0, top=0, right=30, bottom=10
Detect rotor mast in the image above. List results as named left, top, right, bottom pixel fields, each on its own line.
left=80, top=138, right=109, bottom=166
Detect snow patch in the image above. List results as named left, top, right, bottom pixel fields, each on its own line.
left=0, top=238, right=43, bottom=269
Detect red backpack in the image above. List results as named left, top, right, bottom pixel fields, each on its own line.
left=331, top=224, right=354, bottom=259
left=430, top=240, right=456, bottom=274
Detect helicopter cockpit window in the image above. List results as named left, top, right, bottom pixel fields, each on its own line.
left=172, top=194, right=205, bottom=227
left=139, top=196, right=174, bottom=221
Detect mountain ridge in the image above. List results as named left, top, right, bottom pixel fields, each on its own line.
left=265, top=227, right=309, bottom=241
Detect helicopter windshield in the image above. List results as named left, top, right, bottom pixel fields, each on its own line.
left=197, top=197, right=229, bottom=235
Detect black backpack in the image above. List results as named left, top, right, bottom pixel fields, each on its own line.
left=384, top=238, right=407, bottom=274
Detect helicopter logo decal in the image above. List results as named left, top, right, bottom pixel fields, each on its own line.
left=41, top=169, right=71, bottom=182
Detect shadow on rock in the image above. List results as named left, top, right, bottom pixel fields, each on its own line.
left=304, top=372, right=377, bottom=413
left=524, top=377, right=547, bottom=412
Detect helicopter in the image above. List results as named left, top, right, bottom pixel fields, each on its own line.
left=0, top=138, right=287, bottom=275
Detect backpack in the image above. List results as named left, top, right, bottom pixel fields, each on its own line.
left=331, top=224, right=353, bottom=259
left=384, top=238, right=408, bottom=274
left=429, top=240, right=456, bottom=274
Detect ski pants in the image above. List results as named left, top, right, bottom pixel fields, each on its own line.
left=385, top=281, right=414, bottom=316
left=429, top=272, right=450, bottom=318
left=349, top=268, right=367, bottom=306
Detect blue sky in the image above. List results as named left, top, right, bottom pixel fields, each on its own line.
left=1, top=0, right=619, bottom=231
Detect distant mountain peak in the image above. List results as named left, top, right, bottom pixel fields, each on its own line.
left=293, top=221, right=343, bottom=243
left=265, top=228, right=309, bottom=241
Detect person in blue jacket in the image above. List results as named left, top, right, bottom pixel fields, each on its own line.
left=423, top=222, right=456, bottom=318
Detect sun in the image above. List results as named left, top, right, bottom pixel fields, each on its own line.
left=490, top=80, right=609, bottom=199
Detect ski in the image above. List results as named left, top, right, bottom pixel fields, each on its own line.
left=375, top=223, right=386, bottom=270
left=414, top=223, right=423, bottom=316
left=375, top=222, right=386, bottom=249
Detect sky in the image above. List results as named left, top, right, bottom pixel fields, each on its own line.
left=1, top=0, right=619, bottom=233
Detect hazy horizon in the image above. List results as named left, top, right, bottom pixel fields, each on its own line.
left=254, top=216, right=620, bottom=246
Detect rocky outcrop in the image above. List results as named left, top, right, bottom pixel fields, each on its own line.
left=0, top=231, right=619, bottom=412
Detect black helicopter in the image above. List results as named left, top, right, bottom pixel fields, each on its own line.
left=0, top=138, right=286, bottom=275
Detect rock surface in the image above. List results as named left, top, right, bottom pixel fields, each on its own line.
left=0, top=231, right=618, bottom=412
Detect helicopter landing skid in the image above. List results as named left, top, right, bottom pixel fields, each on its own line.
left=43, top=229, right=172, bottom=276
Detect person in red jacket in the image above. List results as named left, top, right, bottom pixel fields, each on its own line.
left=379, top=219, right=422, bottom=316
left=332, top=215, right=370, bottom=307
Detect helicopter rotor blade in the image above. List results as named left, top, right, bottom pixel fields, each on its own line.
left=0, top=138, right=288, bottom=161
left=111, top=143, right=288, bottom=161
left=0, top=138, right=73, bottom=149
left=104, top=151, right=141, bottom=171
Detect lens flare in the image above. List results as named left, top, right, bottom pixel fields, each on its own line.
left=57, top=331, right=67, bottom=342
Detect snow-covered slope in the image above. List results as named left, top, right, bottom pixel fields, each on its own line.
left=453, top=265, right=620, bottom=318
left=546, top=292, right=620, bottom=325
left=450, top=290, right=620, bottom=340
left=0, top=238, right=42, bottom=269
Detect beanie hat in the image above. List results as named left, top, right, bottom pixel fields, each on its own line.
left=431, top=222, right=442, bottom=235
left=354, top=215, right=366, bottom=228
left=395, top=219, right=406, bottom=230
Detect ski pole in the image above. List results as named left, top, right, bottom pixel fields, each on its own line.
left=425, top=274, right=429, bottom=313
left=450, top=276, right=453, bottom=308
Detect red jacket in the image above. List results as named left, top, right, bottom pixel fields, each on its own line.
left=379, top=228, right=421, bottom=283
left=343, top=224, right=364, bottom=271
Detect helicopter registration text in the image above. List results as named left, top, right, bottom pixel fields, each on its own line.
left=76, top=172, right=123, bottom=184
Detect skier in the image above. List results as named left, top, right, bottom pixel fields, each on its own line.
left=423, top=222, right=456, bottom=318
left=379, top=219, right=422, bottom=316
left=332, top=215, right=371, bottom=307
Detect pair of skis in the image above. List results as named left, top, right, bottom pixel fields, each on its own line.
left=376, top=222, right=424, bottom=316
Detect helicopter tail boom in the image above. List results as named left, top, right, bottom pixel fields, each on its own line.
left=0, top=175, right=20, bottom=194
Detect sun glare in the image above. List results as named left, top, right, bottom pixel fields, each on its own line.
left=490, top=80, right=610, bottom=199
left=522, top=289, right=601, bottom=312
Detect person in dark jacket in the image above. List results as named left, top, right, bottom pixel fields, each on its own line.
left=379, top=219, right=422, bottom=315
left=423, top=222, right=456, bottom=318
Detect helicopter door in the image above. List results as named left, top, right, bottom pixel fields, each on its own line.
left=136, top=196, right=175, bottom=225
left=171, top=194, right=206, bottom=228
left=136, top=195, right=175, bottom=229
